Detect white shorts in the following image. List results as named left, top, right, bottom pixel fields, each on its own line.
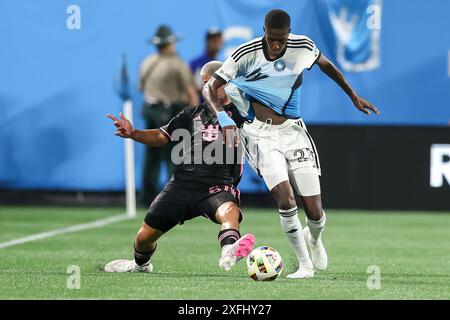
left=239, top=118, right=321, bottom=196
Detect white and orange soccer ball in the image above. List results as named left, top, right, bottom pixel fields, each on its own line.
left=246, top=246, right=283, bottom=281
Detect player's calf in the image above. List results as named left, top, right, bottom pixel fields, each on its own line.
left=271, top=181, right=314, bottom=277
left=134, top=245, right=157, bottom=268
left=134, top=223, right=161, bottom=266
left=215, top=202, right=256, bottom=271
left=104, top=222, right=162, bottom=273
left=304, top=211, right=328, bottom=271
left=302, top=195, right=328, bottom=271
left=279, top=206, right=314, bottom=272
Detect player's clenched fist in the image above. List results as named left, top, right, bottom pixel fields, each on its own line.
left=106, top=112, right=134, bottom=138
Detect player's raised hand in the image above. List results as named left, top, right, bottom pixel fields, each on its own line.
left=222, top=125, right=240, bottom=148
left=106, top=112, right=134, bottom=138
left=353, top=96, right=380, bottom=115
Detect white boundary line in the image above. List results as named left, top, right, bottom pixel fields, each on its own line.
left=0, top=214, right=132, bottom=250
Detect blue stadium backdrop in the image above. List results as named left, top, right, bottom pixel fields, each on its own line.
left=0, top=0, right=449, bottom=195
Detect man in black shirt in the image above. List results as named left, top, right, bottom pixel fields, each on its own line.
left=104, top=61, right=254, bottom=273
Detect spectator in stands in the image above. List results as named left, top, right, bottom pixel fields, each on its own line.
left=190, top=28, right=223, bottom=101
left=139, top=25, right=199, bottom=206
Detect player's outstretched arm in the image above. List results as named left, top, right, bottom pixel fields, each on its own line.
left=315, top=54, right=380, bottom=116
left=203, top=77, right=239, bottom=147
left=106, top=113, right=169, bottom=147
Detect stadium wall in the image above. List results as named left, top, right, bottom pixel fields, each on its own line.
left=0, top=0, right=449, bottom=210
left=1, top=125, right=449, bottom=211
left=309, top=125, right=450, bottom=211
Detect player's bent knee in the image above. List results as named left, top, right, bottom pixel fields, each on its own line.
left=301, top=194, right=324, bottom=220
left=215, top=201, right=240, bottom=225
left=270, top=181, right=296, bottom=210
left=136, top=222, right=164, bottom=244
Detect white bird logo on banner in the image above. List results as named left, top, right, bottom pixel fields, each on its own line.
left=328, top=0, right=382, bottom=72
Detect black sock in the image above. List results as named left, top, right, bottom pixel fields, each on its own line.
left=218, top=229, right=241, bottom=248
left=134, top=244, right=157, bottom=266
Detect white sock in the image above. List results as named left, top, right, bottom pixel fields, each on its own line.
left=306, top=211, right=327, bottom=245
left=221, top=244, right=232, bottom=254
left=279, top=207, right=313, bottom=268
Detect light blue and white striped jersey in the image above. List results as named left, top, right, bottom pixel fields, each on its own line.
left=215, top=34, right=320, bottom=121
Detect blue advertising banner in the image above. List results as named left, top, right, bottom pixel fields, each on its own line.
left=0, top=0, right=449, bottom=191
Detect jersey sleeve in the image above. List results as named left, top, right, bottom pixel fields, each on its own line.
left=303, top=37, right=321, bottom=70
left=214, top=55, right=239, bottom=84
left=159, top=106, right=195, bottom=140
left=214, top=38, right=261, bottom=83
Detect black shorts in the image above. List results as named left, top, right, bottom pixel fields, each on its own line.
left=144, top=180, right=242, bottom=233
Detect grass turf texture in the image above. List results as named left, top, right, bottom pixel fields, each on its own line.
left=0, top=206, right=449, bottom=300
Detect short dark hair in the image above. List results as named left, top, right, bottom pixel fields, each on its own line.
left=206, top=28, right=222, bottom=41
left=265, top=9, right=291, bottom=29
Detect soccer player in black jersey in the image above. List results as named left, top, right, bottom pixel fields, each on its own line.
left=104, top=61, right=255, bottom=273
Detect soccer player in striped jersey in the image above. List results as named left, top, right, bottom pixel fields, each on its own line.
left=203, top=9, right=380, bottom=278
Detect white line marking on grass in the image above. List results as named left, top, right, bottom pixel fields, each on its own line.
left=0, top=214, right=132, bottom=250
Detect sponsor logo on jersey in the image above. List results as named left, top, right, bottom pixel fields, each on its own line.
left=201, top=124, right=219, bottom=142
left=274, top=59, right=286, bottom=72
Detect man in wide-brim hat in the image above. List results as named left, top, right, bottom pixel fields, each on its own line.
left=139, top=24, right=198, bottom=207
left=148, top=25, right=182, bottom=46
left=148, top=25, right=182, bottom=47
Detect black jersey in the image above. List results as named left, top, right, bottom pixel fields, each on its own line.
left=159, top=103, right=244, bottom=187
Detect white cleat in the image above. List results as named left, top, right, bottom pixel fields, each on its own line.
left=219, top=234, right=256, bottom=271
left=286, top=265, right=315, bottom=279
left=304, top=226, right=328, bottom=271
left=104, top=259, right=153, bottom=273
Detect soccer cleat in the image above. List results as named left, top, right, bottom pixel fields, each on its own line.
left=286, top=265, right=315, bottom=279
left=219, top=233, right=256, bottom=271
left=104, top=259, right=153, bottom=273
left=303, top=226, right=328, bottom=271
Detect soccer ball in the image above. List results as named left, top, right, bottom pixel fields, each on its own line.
left=246, top=246, right=283, bottom=281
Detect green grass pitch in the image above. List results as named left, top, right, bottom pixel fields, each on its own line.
left=0, top=206, right=449, bottom=300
